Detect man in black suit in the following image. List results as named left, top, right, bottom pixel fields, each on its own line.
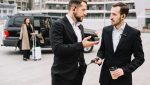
left=50, top=0, right=99, bottom=85
left=95, top=2, right=145, bottom=85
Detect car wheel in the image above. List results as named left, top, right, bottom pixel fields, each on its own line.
left=84, top=46, right=94, bottom=53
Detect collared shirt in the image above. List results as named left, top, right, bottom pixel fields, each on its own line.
left=66, top=14, right=82, bottom=42
left=112, top=22, right=126, bottom=52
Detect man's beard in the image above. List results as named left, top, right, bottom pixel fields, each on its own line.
left=74, top=13, right=82, bottom=22
left=112, top=18, right=122, bottom=26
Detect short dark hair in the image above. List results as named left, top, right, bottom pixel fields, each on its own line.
left=112, top=2, right=129, bottom=17
left=68, top=0, right=87, bottom=10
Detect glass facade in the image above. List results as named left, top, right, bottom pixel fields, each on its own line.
left=43, top=0, right=137, bottom=19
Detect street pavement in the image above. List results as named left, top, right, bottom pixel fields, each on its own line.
left=0, top=33, right=150, bottom=85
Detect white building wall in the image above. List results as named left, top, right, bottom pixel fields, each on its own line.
left=134, top=0, right=145, bottom=30
left=82, top=19, right=138, bottom=31
left=0, top=3, right=17, bottom=18
left=145, top=1, right=150, bottom=9
left=135, top=0, right=150, bottom=30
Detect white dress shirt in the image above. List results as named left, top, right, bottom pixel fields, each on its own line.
left=66, top=14, right=82, bottom=42
left=112, top=22, right=126, bottom=52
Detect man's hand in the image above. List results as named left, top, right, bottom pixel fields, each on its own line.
left=94, top=57, right=102, bottom=65
left=82, top=36, right=99, bottom=48
left=112, top=68, right=124, bottom=78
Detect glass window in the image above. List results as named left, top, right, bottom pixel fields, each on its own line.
left=40, top=17, right=51, bottom=28
left=9, top=10, right=13, bottom=14
left=3, top=10, right=7, bottom=14
left=17, top=2, right=21, bottom=6
left=34, top=19, right=40, bottom=27
left=11, top=16, right=31, bottom=27
left=8, top=16, right=15, bottom=27
left=14, top=17, right=25, bottom=27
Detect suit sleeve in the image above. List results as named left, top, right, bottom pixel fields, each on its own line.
left=122, top=31, right=145, bottom=75
left=50, top=21, right=84, bottom=56
left=97, top=28, right=105, bottom=59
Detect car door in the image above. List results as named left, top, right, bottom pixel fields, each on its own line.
left=33, top=16, right=51, bottom=47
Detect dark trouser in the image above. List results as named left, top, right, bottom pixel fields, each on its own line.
left=23, top=50, right=30, bottom=59
left=52, top=65, right=87, bottom=85
left=51, top=74, right=83, bottom=85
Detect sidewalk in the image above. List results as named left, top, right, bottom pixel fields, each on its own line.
left=0, top=33, right=149, bottom=85
left=0, top=25, right=4, bottom=45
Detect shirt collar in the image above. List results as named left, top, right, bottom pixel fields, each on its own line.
left=66, top=14, right=81, bottom=27
left=113, top=22, right=126, bottom=31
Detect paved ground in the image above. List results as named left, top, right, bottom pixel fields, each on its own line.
left=0, top=33, right=149, bottom=85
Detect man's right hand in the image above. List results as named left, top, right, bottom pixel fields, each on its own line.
left=95, top=58, right=102, bottom=65
left=82, top=36, right=99, bottom=48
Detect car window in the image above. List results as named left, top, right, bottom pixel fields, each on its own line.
left=8, top=17, right=14, bottom=27
left=13, top=17, right=25, bottom=27
left=34, top=19, right=40, bottom=27
left=8, top=16, right=32, bottom=27
left=42, top=17, right=51, bottom=28
left=33, top=17, right=41, bottom=31
left=51, top=17, right=60, bottom=23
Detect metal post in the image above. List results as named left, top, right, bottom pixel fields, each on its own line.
left=40, top=0, right=42, bottom=14
left=103, top=0, right=106, bottom=27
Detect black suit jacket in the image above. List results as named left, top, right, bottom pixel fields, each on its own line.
left=97, top=24, right=145, bottom=85
left=50, top=16, right=87, bottom=85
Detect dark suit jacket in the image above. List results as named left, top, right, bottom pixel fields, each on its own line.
left=97, top=24, right=145, bottom=85
left=50, top=16, right=87, bottom=85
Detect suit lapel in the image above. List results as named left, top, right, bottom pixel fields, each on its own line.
left=108, top=26, right=115, bottom=54
left=63, top=17, right=77, bottom=42
left=78, top=25, right=84, bottom=39
left=115, top=24, right=130, bottom=54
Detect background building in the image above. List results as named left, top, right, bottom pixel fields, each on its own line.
left=2, top=0, right=150, bottom=30
left=41, top=0, right=137, bottom=30
left=32, top=0, right=46, bottom=10
left=1, top=0, right=29, bottom=11
left=135, top=0, right=150, bottom=30
left=0, top=0, right=3, bottom=3
left=0, top=3, right=17, bottom=18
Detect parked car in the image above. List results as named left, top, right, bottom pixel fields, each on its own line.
left=2, top=13, right=99, bottom=53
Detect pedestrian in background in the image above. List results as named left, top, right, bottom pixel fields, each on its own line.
left=95, top=2, right=145, bottom=85
left=50, top=0, right=99, bottom=85
left=19, top=17, right=35, bottom=61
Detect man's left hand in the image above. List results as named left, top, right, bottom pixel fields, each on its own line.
left=113, top=68, right=124, bottom=78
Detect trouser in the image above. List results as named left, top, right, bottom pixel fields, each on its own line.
left=23, top=50, right=30, bottom=59
left=51, top=73, right=83, bottom=85
left=51, top=64, right=87, bottom=85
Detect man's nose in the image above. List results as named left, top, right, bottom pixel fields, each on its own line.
left=84, top=11, right=87, bottom=16
left=109, top=15, right=113, bottom=20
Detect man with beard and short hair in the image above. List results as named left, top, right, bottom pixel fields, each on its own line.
left=94, top=2, right=145, bottom=85
left=50, top=0, right=99, bottom=85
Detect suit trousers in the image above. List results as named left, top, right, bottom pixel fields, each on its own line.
left=52, top=67, right=86, bottom=85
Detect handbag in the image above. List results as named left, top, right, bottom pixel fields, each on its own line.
left=15, top=39, right=22, bottom=51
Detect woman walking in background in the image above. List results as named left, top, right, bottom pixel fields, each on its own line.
left=19, top=17, right=34, bottom=61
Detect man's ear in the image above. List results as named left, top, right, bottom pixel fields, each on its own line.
left=121, top=14, right=125, bottom=19
left=73, top=6, right=76, bottom=11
